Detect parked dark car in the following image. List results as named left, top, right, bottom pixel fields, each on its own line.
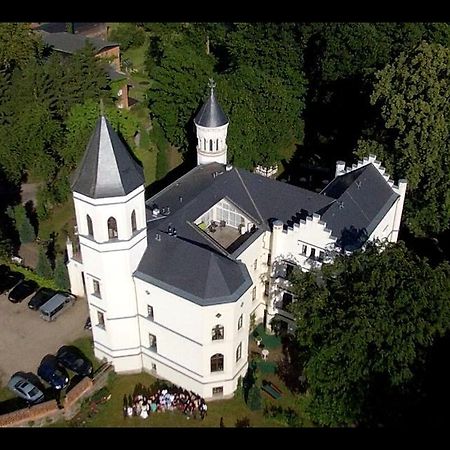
left=37, top=355, right=69, bottom=390
left=28, top=287, right=57, bottom=310
left=0, top=271, right=24, bottom=294
left=57, top=346, right=93, bottom=378
left=8, top=279, right=38, bottom=303
left=0, top=264, right=9, bottom=277
left=7, top=373, right=45, bottom=404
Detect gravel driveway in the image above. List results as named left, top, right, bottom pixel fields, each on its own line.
left=0, top=292, right=90, bottom=386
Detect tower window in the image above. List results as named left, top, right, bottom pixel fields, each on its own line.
left=212, top=325, right=224, bottom=341
left=87, top=215, right=94, bottom=238
left=93, top=280, right=101, bottom=298
left=147, top=305, right=154, bottom=320
left=131, top=210, right=137, bottom=233
left=211, top=353, right=224, bottom=372
left=216, top=138, right=219, bottom=150
left=149, top=333, right=157, bottom=352
left=204, top=138, right=207, bottom=151
left=107, top=217, right=118, bottom=240
left=97, top=311, right=105, bottom=329
left=238, top=314, right=243, bottom=330
left=252, top=286, right=257, bottom=302
left=210, top=139, right=213, bottom=151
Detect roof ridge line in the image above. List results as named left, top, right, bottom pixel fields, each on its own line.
left=234, top=169, right=265, bottom=225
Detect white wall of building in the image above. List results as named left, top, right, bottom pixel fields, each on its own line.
left=134, top=276, right=251, bottom=398
left=196, top=123, right=228, bottom=165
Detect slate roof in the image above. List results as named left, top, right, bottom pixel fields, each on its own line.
left=39, top=31, right=118, bottom=55
left=320, top=164, right=399, bottom=251
left=194, top=90, right=228, bottom=128
left=135, top=162, right=400, bottom=305
left=71, top=116, right=144, bottom=199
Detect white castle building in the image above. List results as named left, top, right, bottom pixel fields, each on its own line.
left=66, top=85, right=407, bottom=399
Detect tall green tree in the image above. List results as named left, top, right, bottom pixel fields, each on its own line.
left=147, top=30, right=215, bottom=152
left=54, top=255, right=70, bottom=290
left=289, top=241, right=450, bottom=426
left=36, top=246, right=53, bottom=279
left=0, top=23, right=43, bottom=72
left=357, top=41, right=450, bottom=236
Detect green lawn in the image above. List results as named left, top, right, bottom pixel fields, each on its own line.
left=38, top=198, right=75, bottom=253
left=56, top=372, right=294, bottom=428
left=50, top=336, right=312, bottom=428
left=134, top=146, right=157, bottom=187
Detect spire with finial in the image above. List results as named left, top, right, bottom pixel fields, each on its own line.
left=208, top=78, right=216, bottom=97
left=194, top=79, right=228, bottom=128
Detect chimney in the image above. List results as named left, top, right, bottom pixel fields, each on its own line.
left=335, top=160, right=346, bottom=177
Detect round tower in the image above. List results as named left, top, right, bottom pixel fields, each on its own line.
left=194, top=79, right=229, bottom=166
left=68, top=115, right=147, bottom=372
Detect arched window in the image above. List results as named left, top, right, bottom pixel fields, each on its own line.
left=107, top=217, right=118, bottom=240
left=212, top=325, right=224, bottom=341
left=209, top=139, right=213, bottom=151
left=216, top=138, right=219, bottom=150
left=211, top=353, right=224, bottom=372
left=204, top=138, right=207, bottom=150
left=131, top=210, right=137, bottom=233
left=87, top=215, right=94, bottom=238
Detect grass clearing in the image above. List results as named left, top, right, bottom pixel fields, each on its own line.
left=38, top=199, right=75, bottom=253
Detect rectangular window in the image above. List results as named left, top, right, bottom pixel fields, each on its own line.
left=236, top=343, right=242, bottom=362
left=267, top=253, right=272, bottom=266
left=93, top=280, right=101, bottom=298
left=238, top=314, right=243, bottom=330
left=149, top=333, right=157, bottom=352
left=147, top=305, right=154, bottom=320
left=264, top=281, right=270, bottom=297
left=301, top=244, right=307, bottom=255
left=253, top=258, right=258, bottom=271
left=252, top=286, right=257, bottom=302
left=285, top=263, right=295, bottom=279
left=282, top=292, right=294, bottom=309
left=310, top=248, right=316, bottom=259
left=212, top=325, right=224, bottom=340
left=151, top=363, right=157, bottom=372
left=212, top=386, right=224, bottom=396
left=97, top=311, right=105, bottom=329
left=319, top=251, right=325, bottom=261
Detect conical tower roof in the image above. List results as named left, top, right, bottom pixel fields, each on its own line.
left=71, top=116, right=144, bottom=199
left=194, top=83, right=228, bottom=128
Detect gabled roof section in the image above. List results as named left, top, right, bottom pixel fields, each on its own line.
left=321, top=164, right=399, bottom=251
left=71, top=116, right=144, bottom=199
left=194, top=89, right=228, bottom=128
left=39, top=31, right=118, bottom=55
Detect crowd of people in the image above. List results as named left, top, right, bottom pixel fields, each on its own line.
left=123, top=385, right=208, bottom=421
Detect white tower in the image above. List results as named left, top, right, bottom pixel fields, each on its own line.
left=194, top=79, right=229, bottom=166
left=69, top=116, right=147, bottom=372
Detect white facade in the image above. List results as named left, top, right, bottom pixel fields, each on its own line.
left=67, top=116, right=407, bottom=400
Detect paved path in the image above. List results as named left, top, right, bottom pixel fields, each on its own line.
left=0, top=293, right=90, bottom=386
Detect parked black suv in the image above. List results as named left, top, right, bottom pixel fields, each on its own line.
left=0, top=271, right=24, bottom=294
left=37, top=355, right=69, bottom=390
left=28, top=287, right=57, bottom=310
left=57, top=346, right=93, bottom=378
left=8, top=279, right=38, bottom=303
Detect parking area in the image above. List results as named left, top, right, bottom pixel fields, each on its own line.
left=0, top=292, right=89, bottom=386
